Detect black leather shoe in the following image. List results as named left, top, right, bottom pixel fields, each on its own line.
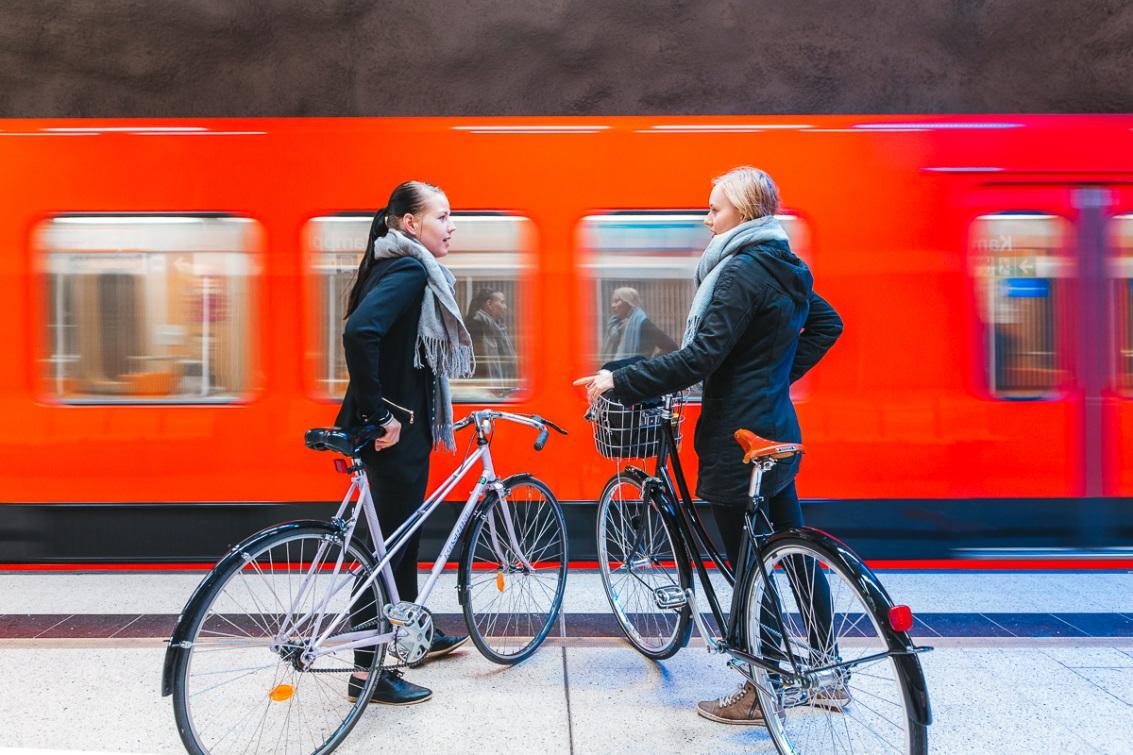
left=425, top=629, right=469, bottom=660
left=347, top=670, right=432, bottom=706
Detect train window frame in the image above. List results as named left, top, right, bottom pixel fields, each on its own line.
left=578, top=210, right=814, bottom=402
left=303, top=211, right=535, bottom=404
left=969, top=211, right=1073, bottom=401
left=1110, top=213, right=1133, bottom=397
left=35, top=213, right=262, bottom=406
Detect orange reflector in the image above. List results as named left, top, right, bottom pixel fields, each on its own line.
left=269, top=684, right=295, bottom=702
left=496, top=569, right=506, bottom=592
left=334, top=458, right=349, bottom=474
left=889, top=605, right=913, bottom=633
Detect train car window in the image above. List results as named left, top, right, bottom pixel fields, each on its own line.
left=38, top=215, right=259, bottom=404
left=1112, top=214, right=1133, bottom=395
left=579, top=212, right=811, bottom=398
left=306, top=213, right=533, bottom=402
left=971, top=213, right=1072, bottom=399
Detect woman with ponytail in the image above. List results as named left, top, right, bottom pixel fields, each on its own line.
left=336, top=181, right=474, bottom=706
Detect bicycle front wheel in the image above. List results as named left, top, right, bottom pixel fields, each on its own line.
left=460, top=474, right=568, bottom=664
left=171, top=523, right=389, bottom=755
left=596, top=469, right=692, bottom=660
left=743, top=531, right=928, bottom=755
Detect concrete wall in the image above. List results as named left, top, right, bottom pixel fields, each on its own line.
left=2, top=0, right=1131, bottom=117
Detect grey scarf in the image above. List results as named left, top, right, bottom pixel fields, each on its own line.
left=682, top=215, right=790, bottom=346
left=372, top=230, right=474, bottom=451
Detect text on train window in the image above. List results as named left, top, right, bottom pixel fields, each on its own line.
left=971, top=213, right=1072, bottom=399
left=38, top=215, right=259, bottom=404
left=306, top=213, right=533, bottom=402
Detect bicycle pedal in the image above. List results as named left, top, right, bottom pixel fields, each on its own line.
left=383, top=602, right=433, bottom=665
left=384, top=601, right=428, bottom=627
left=653, top=585, right=687, bottom=610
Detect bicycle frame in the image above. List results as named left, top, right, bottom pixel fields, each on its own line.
left=278, top=423, right=532, bottom=660
left=639, top=409, right=809, bottom=683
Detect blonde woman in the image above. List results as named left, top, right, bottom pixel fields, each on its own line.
left=575, top=167, right=843, bottom=726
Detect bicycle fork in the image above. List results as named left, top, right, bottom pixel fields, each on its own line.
left=483, top=481, right=537, bottom=571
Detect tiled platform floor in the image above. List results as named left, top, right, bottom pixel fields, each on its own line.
left=1, top=570, right=1131, bottom=753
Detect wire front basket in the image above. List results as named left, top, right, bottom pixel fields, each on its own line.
left=586, top=393, right=684, bottom=460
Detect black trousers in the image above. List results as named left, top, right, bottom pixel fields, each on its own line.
left=711, top=456, right=838, bottom=662
left=352, top=432, right=431, bottom=670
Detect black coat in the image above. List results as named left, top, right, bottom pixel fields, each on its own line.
left=336, top=256, right=435, bottom=462
left=610, top=239, right=843, bottom=505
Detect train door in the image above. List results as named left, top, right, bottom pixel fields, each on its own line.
left=968, top=182, right=1131, bottom=504
left=1104, top=186, right=1133, bottom=498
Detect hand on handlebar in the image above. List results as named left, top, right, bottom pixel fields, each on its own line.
left=572, top=370, right=614, bottom=405
left=374, top=417, right=401, bottom=451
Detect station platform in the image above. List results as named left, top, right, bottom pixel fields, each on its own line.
left=2, top=569, right=1132, bottom=754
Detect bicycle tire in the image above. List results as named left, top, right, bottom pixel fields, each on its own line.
left=171, top=522, right=389, bottom=755
left=596, top=467, right=692, bottom=660
left=741, top=529, right=929, bottom=755
left=459, top=474, right=568, bottom=664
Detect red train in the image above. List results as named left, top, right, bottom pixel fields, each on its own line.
left=1, top=115, right=1131, bottom=565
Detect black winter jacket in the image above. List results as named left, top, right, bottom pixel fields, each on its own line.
left=610, top=239, right=842, bottom=504
left=336, top=256, right=435, bottom=453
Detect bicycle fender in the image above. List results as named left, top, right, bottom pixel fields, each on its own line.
left=160, top=519, right=336, bottom=697
left=763, top=526, right=933, bottom=726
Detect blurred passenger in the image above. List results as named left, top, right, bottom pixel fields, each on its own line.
left=465, top=288, right=516, bottom=388
left=337, top=180, right=473, bottom=707
left=575, top=166, right=843, bottom=727
left=601, top=286, right=678, bottom=360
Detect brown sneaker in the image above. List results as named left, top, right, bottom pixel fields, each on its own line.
left=696, top=682, right=770, bottom=726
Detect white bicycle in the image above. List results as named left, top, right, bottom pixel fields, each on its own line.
left=162, top=409, right=569, bottom=754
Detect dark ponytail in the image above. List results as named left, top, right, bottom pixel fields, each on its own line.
left=345, top=180, right=442, bottom=317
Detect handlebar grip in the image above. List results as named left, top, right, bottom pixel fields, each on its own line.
left=534, top=427, right=549, bottom=451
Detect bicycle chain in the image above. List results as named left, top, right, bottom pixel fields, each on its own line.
left=295, top=617, right=413, bottom=673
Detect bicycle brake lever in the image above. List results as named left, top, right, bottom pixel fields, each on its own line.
left=533, top=415, right=569, bottom=435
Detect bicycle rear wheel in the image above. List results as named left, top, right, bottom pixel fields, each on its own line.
left=460, top=474, right=568, bottom=664
left=170, top=523, right=389, bottom=755
left=742, top=531, right=928, bottom=755
left=596, top=469, right=692, bottom=660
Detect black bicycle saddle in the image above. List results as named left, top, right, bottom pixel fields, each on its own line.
left=304, top=424, right=385, bottom=456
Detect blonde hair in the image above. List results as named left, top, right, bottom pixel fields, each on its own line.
left=713, top=166, right=779, bottom=221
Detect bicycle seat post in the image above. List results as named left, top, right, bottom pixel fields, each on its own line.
left=747, top=459, right=766, bottom=502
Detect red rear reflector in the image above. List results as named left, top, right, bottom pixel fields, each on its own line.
left=889, top=605, right=913, bottom=632
left=333, top=459, right=349, bottom=474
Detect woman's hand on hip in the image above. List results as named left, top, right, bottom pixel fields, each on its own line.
left=572, top=370, right=614, bottom=405
left=374, top=417, right=402, bottom=451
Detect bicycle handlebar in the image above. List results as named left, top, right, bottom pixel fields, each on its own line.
left=453, top=410, right=568, bottom=451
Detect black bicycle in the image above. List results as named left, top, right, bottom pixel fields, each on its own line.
left=589, top=394, right=932, bottom=754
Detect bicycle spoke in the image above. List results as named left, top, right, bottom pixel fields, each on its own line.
left=174, top=528, right=386, bottom=754
left=748, top=540, right=920, bottom=754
